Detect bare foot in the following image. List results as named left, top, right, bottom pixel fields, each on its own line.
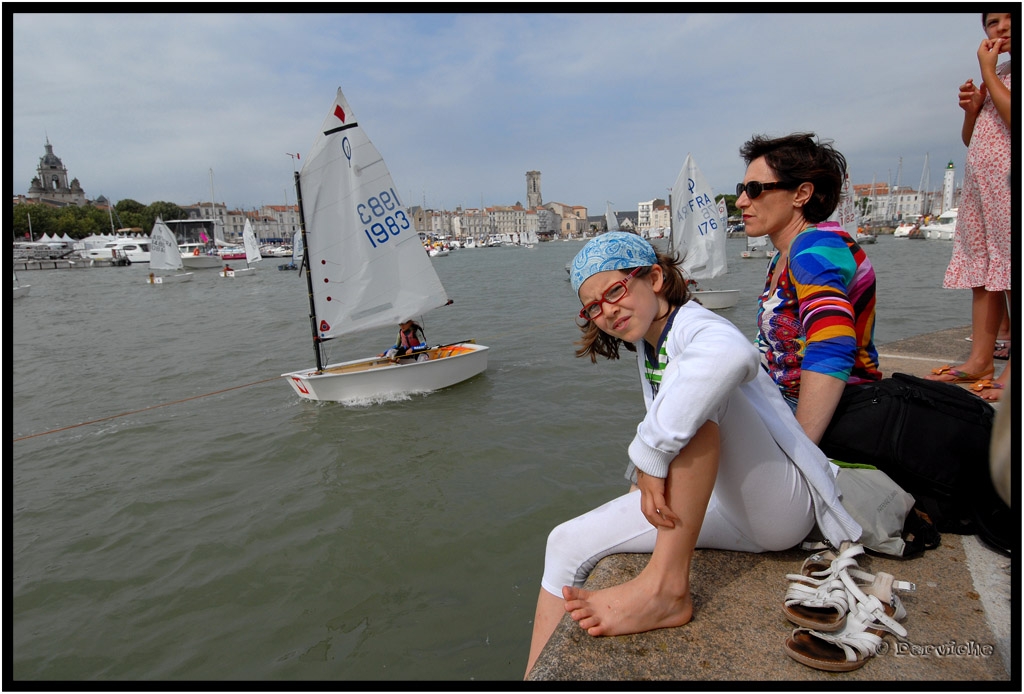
left=971, top=381, right=1005, bottom=402
left=562, top=577, right=694, bottom=637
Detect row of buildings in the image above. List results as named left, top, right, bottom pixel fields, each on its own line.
left=17, top=141, right=958, bottom=245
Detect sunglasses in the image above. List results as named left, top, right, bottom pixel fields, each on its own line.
left=735, top=180, right=796, bottom=199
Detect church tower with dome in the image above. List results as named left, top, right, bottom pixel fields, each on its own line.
left=27, top=138, right=88, bottom=207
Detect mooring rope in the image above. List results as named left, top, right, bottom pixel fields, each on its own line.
left=14, top=320, right=569, bottom=443
left=13, top=376, right=284, bottom=443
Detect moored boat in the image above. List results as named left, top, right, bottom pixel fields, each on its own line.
left=920, top=208, right=957, bottom=240
left=85, top=238, right=151, bottom=264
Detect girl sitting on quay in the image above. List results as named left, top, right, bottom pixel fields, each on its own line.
left=525, top=232, right=861, bottom=677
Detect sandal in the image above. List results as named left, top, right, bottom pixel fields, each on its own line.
left=783, top=543, right=865, bottom=632
left=970, top=379, right=1005, bottom=393
left=783, top=546, right=913, bottom=632
left=927, top=364, right=994, bottom=383
left=994, top=341, right=1010, bottom=360
left=784, top=570, right=910, bottom=672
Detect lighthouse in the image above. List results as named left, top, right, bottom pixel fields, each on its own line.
left=942, top=160, right=956, bottom=213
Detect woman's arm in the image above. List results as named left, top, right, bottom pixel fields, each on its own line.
left=789, top=231, right=863, bottom=442
left=794, top=371, right=847, bottom=445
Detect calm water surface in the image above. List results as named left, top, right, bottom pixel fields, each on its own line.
left=12, top=236, right=969, bottom=681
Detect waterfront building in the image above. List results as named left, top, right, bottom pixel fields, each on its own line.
left=526, top=170, right=542, bottom=210
left=637, top=198, right=665, bottom=234
left=26, top=138, right=89, bottom=207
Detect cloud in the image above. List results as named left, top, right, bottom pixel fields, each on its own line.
left=14, top=12, right=988, bottom=216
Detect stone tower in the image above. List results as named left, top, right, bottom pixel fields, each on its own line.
left=526, top=170, right=542, bottom=210
left=941, top=161, right=956, bottom=214
left=27, top=138, right=88, bottom=206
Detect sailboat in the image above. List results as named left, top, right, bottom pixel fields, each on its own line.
left=146, top=217, right=193, bottom=284
left=281, top=87, right=488, bottom=402
left=221, top=219, right=261, bottom=277
left=279, top=230, right=302, bottom=270
left=670, top=153, right=740, bottom=310
left=605, top=203, right=619, bottom=232
left=741, top=234, right=771, bottom=259
left=13, top=270, right=31, bottom=299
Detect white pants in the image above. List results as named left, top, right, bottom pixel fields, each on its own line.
left=541, top=391, right=817, bottom=596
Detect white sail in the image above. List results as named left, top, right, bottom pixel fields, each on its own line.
left=242, top=219, right=262, bottom=264
left=292, top=230, right=303, bottom=265
left=149, top=218, right=184, bottom=272
left=829, top=170, right=857, bottom=234
left=298, top=87, right=450, bottom=341
left=605, top=203, right=618, bottom=232
left=671, top=153, right=727, bottom=281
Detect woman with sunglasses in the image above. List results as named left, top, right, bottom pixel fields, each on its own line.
left=524, top=232, right=860, bottom=677
left=737, top=132, right=881, bottom=445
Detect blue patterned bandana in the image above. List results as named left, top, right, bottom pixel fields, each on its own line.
left=570, top=232, right=657, bottom=296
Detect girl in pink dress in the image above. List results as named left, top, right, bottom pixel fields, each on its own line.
left=928, top=12, right=1011, bottom=401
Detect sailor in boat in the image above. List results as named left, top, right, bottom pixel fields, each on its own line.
left=223, top=263, right=233, bottom=273
left=380, top=320, right=429, bottom=362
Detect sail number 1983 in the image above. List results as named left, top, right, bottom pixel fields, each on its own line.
left=359, top=188, right=411, bottom=248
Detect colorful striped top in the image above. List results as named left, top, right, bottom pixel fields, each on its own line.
left=756, top=224, right=881, bottom=400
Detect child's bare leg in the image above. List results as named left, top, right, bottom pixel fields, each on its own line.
left=524, top=588, right=564, bottom=678
left=562, top=421, right=719, bottom=637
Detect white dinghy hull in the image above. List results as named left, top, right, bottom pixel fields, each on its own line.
left=691, top=289, right=740, bottom=310
left=283, top=342, right=488, bottom=402
left=147, top=273, right=193, bottom=284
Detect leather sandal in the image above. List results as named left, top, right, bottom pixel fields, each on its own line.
left=782, top=543, right=865, bottom=632
left=784, top=570, right=911, bottom=672
left=783, top=545, right=913, bottom=632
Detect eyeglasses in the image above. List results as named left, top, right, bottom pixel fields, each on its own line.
left=578, top=267, right=643, bottom=320
left=736, top=180, right=795, bottom=199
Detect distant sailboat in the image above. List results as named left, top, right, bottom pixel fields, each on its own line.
left=221, top=218, right=261, bottom=278
left=670, top=153, right=740, bottom=310
left=605, top=203, right=619, bottom=233
left=279, top=230, right=302, bottom=270
left=741, top=234, right=771, bottom=259
left=14, top=270, right=31, bottom=299
left=146, top=218, right=193, bottom=284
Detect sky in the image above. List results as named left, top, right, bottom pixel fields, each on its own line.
left=12, top=11, right=1005, bottom=218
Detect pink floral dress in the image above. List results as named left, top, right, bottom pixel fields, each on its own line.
left=943, top=60, right=1012, bottom=291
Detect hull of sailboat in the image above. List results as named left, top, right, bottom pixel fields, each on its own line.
left=856, top=233, right=877, bottom=245
left=220, top=268, right=256, bottom=278
left=691, top=289, right=740, bottom=310
left=14, top=283, right=31, bottom=298
left=147, top=272, right=193, bottom=284
left=180, top=254, right=223, bottom=269
left=282, top=343, right=488, bottom=402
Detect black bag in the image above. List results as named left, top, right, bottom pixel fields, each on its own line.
left=819, top=372, right=1009, bottom=553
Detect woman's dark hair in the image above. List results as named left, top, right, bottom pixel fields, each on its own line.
left=739, top=132, right=847, bottom=223
left=574, top=250, right=691, bottom=363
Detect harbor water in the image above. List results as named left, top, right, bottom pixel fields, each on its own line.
left=12, top=235, right=971, bottom=682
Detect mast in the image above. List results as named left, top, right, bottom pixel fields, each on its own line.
left=918, top=154, right=930, bottom=217
left=293, top=170, right=323, bottom=372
